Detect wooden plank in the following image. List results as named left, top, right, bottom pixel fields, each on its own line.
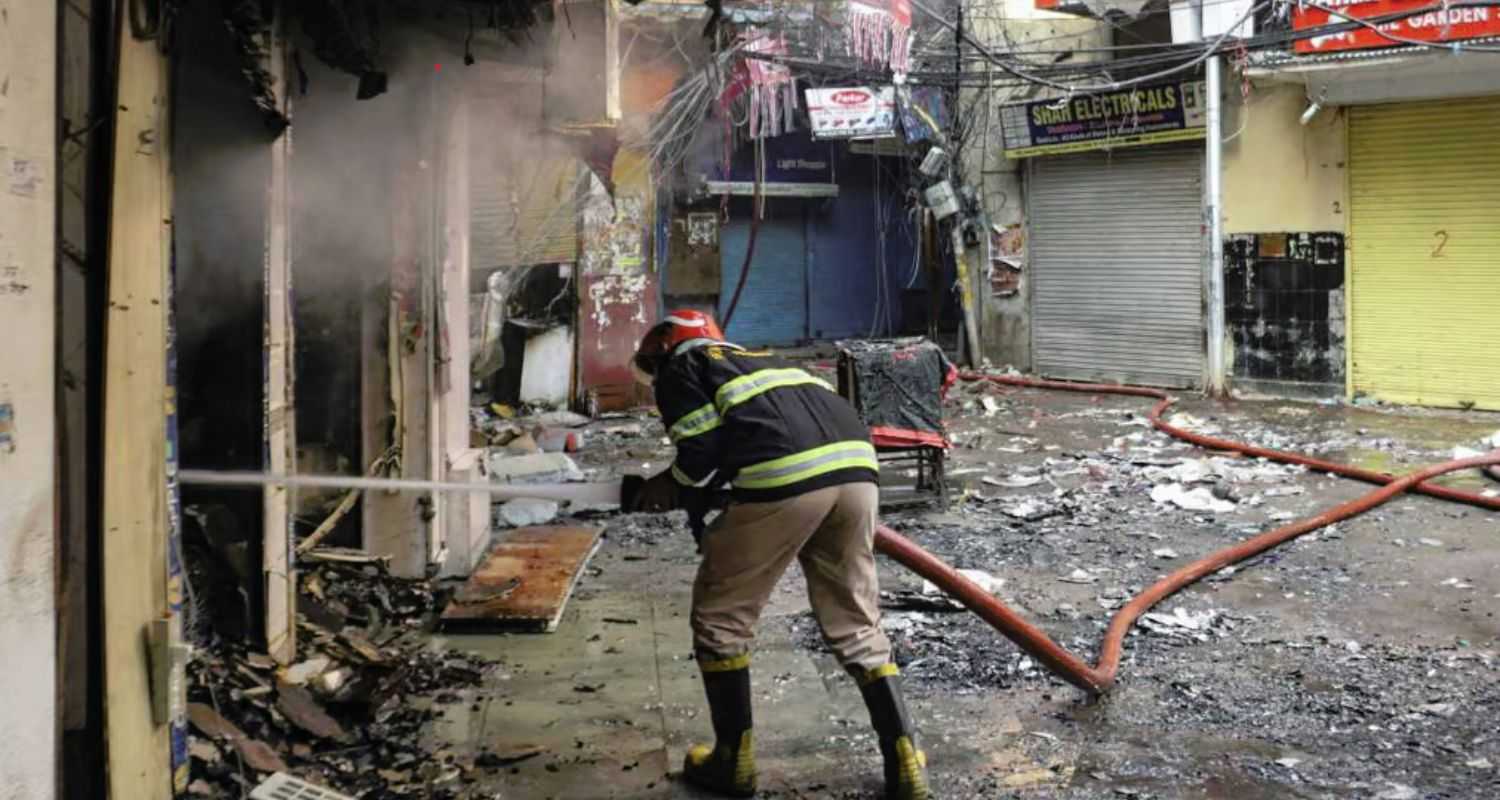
left=102, top=19, right=174, bottom=800
left=263, top=10, right=296, bottom=665
left=441, top=526, right=604, bottom=632
left=0, top=3, right=59, bottom=798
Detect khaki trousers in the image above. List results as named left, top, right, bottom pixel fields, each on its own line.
left=690, top=481, right=892, bottom=672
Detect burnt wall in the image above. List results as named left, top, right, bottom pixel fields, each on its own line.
left=1225, top=232, right=1345, bottom=397
left=173, top=3, right=274, bottom=642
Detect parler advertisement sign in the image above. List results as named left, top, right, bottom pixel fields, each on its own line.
left=1293, top=0, right=1500, bottom=53
left=805, top=86, right=897, bottom=139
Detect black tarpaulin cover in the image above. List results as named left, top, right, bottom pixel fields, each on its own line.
left=836, top=338, right=955, bottom=449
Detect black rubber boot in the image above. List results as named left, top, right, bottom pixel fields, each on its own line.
left=683, top=653, right=756, bottom=798
left=858, top=664, right=931, bottom=800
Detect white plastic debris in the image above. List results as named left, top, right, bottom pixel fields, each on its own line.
left=1415, top=702, right=1457, bottom=718
left=1467, top=758, right=1494, bottom=770
left=1376, top=784, right=1419, bottom=800
left=499, top=497, right=561, bottom=527
left=1140, top=607, right=1221, bottom=635
left=1152, top=548, right=1180, bottom=560
left=534, top=410, right=592, bottom=428
left=1151, top=483, right=1236, bottom=513
left=1058, top=568, right=1098, bottom=585
left=487, top=452, right=584, bottom=484
left=282, top=656, right=332, bottom=686
left=984, top=474, right=1045, bottom=489
left=1001, top=499, right=1055, bottom=520
left=1453, top=445, right=1485, bottom=460
left=1418, top=538, right=1444, bottom=548
left=980, top=395, right=1002, bottom=416
left=922, top=569, right=1002, bottom=596
left=1274, top=758, right=1302, bottom=769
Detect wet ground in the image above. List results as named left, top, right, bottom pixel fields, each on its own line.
left=430, top=380, right=1500, bottom=799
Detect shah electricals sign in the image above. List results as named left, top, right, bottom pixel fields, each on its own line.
left=999, top=81, right=1206, bottom=159
left=1294, top=0, right=1500, bottom=53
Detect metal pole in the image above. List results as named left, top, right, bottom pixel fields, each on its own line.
left=1205, top=55, right=1227, bottom=396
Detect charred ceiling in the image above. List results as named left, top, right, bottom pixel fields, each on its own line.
left=197, top=0, right=557, bottom=123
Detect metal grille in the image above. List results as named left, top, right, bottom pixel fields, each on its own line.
left=1348, top=97, right=1500, bottom=410
left=1027, top=145, right=1205, bottom=388
left=250, top=772, right=354, bottom=800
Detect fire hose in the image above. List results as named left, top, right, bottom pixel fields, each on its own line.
left=872, top=372, right=1500, bottom=695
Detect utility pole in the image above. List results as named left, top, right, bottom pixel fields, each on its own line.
left=1205, top=54, right=1227, bottom=396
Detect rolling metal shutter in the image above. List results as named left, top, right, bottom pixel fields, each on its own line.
left=1028, top=146, right=1205, bottom=387
left=1348, top=97, right=1500, bottom=410
left=468, top=85, right=579, bottom=269
left=720, top=205, right=808, bottom=346
left=470, top=155, right=579, bottom=269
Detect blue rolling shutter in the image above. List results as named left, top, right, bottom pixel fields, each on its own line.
left=720, top=204, right=808, bottom=346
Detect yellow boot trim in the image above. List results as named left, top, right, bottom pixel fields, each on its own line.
left=682, top=731, right=756, bottom=797
left=698, top=652, right=751, bottom=673
left=732, top=730, right=756, bottom=790
left=858, top=663, right=901, bottom=687
left=893, top=736, right=930, bottom=800
left=685, top=743, right=714, bottom=768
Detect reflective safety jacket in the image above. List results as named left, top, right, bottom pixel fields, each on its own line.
left=655, top=340, right=878, bottom=502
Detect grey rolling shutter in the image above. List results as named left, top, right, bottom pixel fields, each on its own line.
left=1028, top=145, right=1205, bottom=388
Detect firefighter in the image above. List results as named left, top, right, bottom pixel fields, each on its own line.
left=627, top=310, right=931, bottom=800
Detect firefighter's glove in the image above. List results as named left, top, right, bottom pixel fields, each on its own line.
left=630, top=469, right=682, bottom=513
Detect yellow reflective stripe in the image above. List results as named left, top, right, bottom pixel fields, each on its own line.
left=734, top=440, right=878, bottom=490
left=858, top=663, right=901, bottom=687
left=713, top=368, right=834, bottom=414
left=669, top=402, right=721, bottom=443
left=698, top=652, right=751, bottom=672
left=671, top=463, right=714, bottom=488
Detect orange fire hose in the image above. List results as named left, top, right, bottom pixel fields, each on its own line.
left=872, top=373, right=1500, bottom=695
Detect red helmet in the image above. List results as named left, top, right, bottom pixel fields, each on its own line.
left=632, top=309, right=725, bottom=381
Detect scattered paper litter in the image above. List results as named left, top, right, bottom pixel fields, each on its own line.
left=1151, top=483, right=1236, bottom=513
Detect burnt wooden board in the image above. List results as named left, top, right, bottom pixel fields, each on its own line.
left=440, top=526, right=604, bottom=633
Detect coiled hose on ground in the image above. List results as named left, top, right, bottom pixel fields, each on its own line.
left=872, top=372, right=1500, bottom=695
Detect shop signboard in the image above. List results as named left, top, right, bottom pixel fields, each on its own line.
left=805, top=86, right=897, bottom=139
left=1293, top=0, right=1500, bottom=54
left=705, top=132, right=839, bottom=197
left=999, top=81, right=1206, bottom=159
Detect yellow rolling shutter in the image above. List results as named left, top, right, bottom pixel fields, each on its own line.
left=468, top=86, right=580, bottom=269
left=1348, top=97, right=1500, bottom=410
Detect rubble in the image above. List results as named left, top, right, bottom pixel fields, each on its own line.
left=186, top=551, right=499, bottom=798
